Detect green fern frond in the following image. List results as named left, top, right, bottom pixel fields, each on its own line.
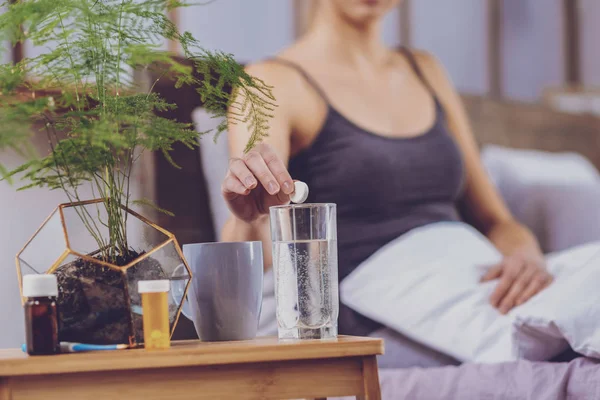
left=0, top=0, right=275, bottom=262
left=132, top=198, right=175, bottom=217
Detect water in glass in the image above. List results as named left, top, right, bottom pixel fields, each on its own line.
left=273, top=238, right=338, bottom=339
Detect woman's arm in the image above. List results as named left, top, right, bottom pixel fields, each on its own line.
left=414, top=51, right=553, bottom=313
left=221, top=62, right=300, bottom=269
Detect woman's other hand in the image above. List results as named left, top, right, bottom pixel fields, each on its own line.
left=222, top=142, right=295, bottom=223
left=481, top=251, right=553, bottom=314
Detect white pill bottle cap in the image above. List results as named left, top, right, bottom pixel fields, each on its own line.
left=22, top=274, right=58, bottom=298
left=138, top=280, right=170, bottom=293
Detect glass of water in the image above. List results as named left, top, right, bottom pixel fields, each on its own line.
left=269, top=203, right=339, bottom=340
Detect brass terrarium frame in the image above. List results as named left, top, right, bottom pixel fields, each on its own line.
left=16, top=198, right=192, bottom=345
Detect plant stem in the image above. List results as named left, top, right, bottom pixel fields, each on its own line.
left=57, top=11, right=82, bottom=111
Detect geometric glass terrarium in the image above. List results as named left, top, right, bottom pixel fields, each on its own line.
left=16, top=199, right=192, bottom=346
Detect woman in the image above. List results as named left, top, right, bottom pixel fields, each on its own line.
left=221, top=0, right=553, bottom=366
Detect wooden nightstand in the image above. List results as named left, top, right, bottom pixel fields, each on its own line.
left=0, top=336, right=383, bottom=400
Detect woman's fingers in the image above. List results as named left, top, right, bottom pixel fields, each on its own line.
left=221, top=173, right=250, bottom=200
left=489, top=259, right=523, bottom=308
left=275, top=188, right=291, bottom=204
left=229, top=158, right=257, bottom=189
left=498, top=265, right=536, bottom=314
left=228, top=143, right=293, bottom=198
left=481, top=264, right=503, bottom=282
left=258, top=144, right=294, bottom=195
left=224, top=143, right=294, bottom=222
left=515, top=273, right=553, bottom=307
left=243, top=151, right=281, bottom=195
left=485, top=253, right=553, bottom=313
left=257, top=189, right=291, bottom=214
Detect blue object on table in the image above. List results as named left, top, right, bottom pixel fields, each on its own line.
left=22, top=342, right=129, bottom=354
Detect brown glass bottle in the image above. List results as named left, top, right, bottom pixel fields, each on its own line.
left=22, top=275, right=60, bottom=355
left=24, top=296, right=59, bottom=355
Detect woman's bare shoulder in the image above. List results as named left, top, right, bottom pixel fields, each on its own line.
left=408, top=48, right=457, bottom=99
left=409, top=49, right=445, bottom=77
left=245, top=44, right=316, bottom=111
left=246, top=45, right=310, bottom=91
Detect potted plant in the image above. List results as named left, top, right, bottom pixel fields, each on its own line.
left=0, top=0, right=274, bottom=345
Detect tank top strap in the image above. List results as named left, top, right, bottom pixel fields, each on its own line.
left=399, top=47, right=438, bottom=101
left=266, top=58, right=331, bottom=103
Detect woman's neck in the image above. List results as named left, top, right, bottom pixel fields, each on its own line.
left=307, top=11, right=389, bottom=67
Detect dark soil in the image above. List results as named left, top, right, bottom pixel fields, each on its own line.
left=54, top=251, right=167, bottom=345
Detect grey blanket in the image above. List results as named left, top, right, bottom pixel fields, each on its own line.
left=334, top=358, right=600, bottom=400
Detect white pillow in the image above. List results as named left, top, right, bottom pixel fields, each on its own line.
left=193, top=108, right=231, bottom=240
left=482, top=145, right=599, bottom=190
left=340, top=222, right=600, bottom=363
left=482, top=145, right=600, bottom=253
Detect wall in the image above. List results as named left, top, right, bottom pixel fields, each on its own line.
left=411, top=0, right=489, bottom=95
left=409, top=0, right=567, bottom=101
left=580, top=0, right=600, bottom=87
left=179, top=0, right=399, bottom=63
left=0, top=151, right=90, bottom=348
left=0, top=7, right=26, bottom=349
left=179, top=0, right=295, bottom=63
left=501, top=0, right=565, bottom=102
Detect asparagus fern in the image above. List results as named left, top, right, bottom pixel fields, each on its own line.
left=0, top=0, right=275, bottom=263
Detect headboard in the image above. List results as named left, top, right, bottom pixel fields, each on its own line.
left=463, top=95, right=600, bottom=169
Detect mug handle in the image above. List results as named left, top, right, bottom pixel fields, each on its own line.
left=171, top=263, right=193, bottom=320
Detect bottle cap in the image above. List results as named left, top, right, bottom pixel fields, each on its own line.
left=138, top=280, right=170, bottom=293
left=22, top=274, right=58, bottom=298
left=290, top=181, right=309, bottom=204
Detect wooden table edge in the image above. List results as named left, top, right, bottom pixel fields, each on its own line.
left=0, top=336, right=384, bottom=377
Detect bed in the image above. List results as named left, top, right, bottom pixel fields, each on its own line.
left=363, top=357, right=600, bottom=399
left=147, top=59, right=600, bottom=399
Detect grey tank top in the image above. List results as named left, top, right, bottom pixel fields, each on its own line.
left=271, top=48, right=465, bottom=336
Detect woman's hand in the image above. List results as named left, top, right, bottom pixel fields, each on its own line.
left=222, top=142, right=295, bottom=223
left=481, top=251, right=553, bottom=314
